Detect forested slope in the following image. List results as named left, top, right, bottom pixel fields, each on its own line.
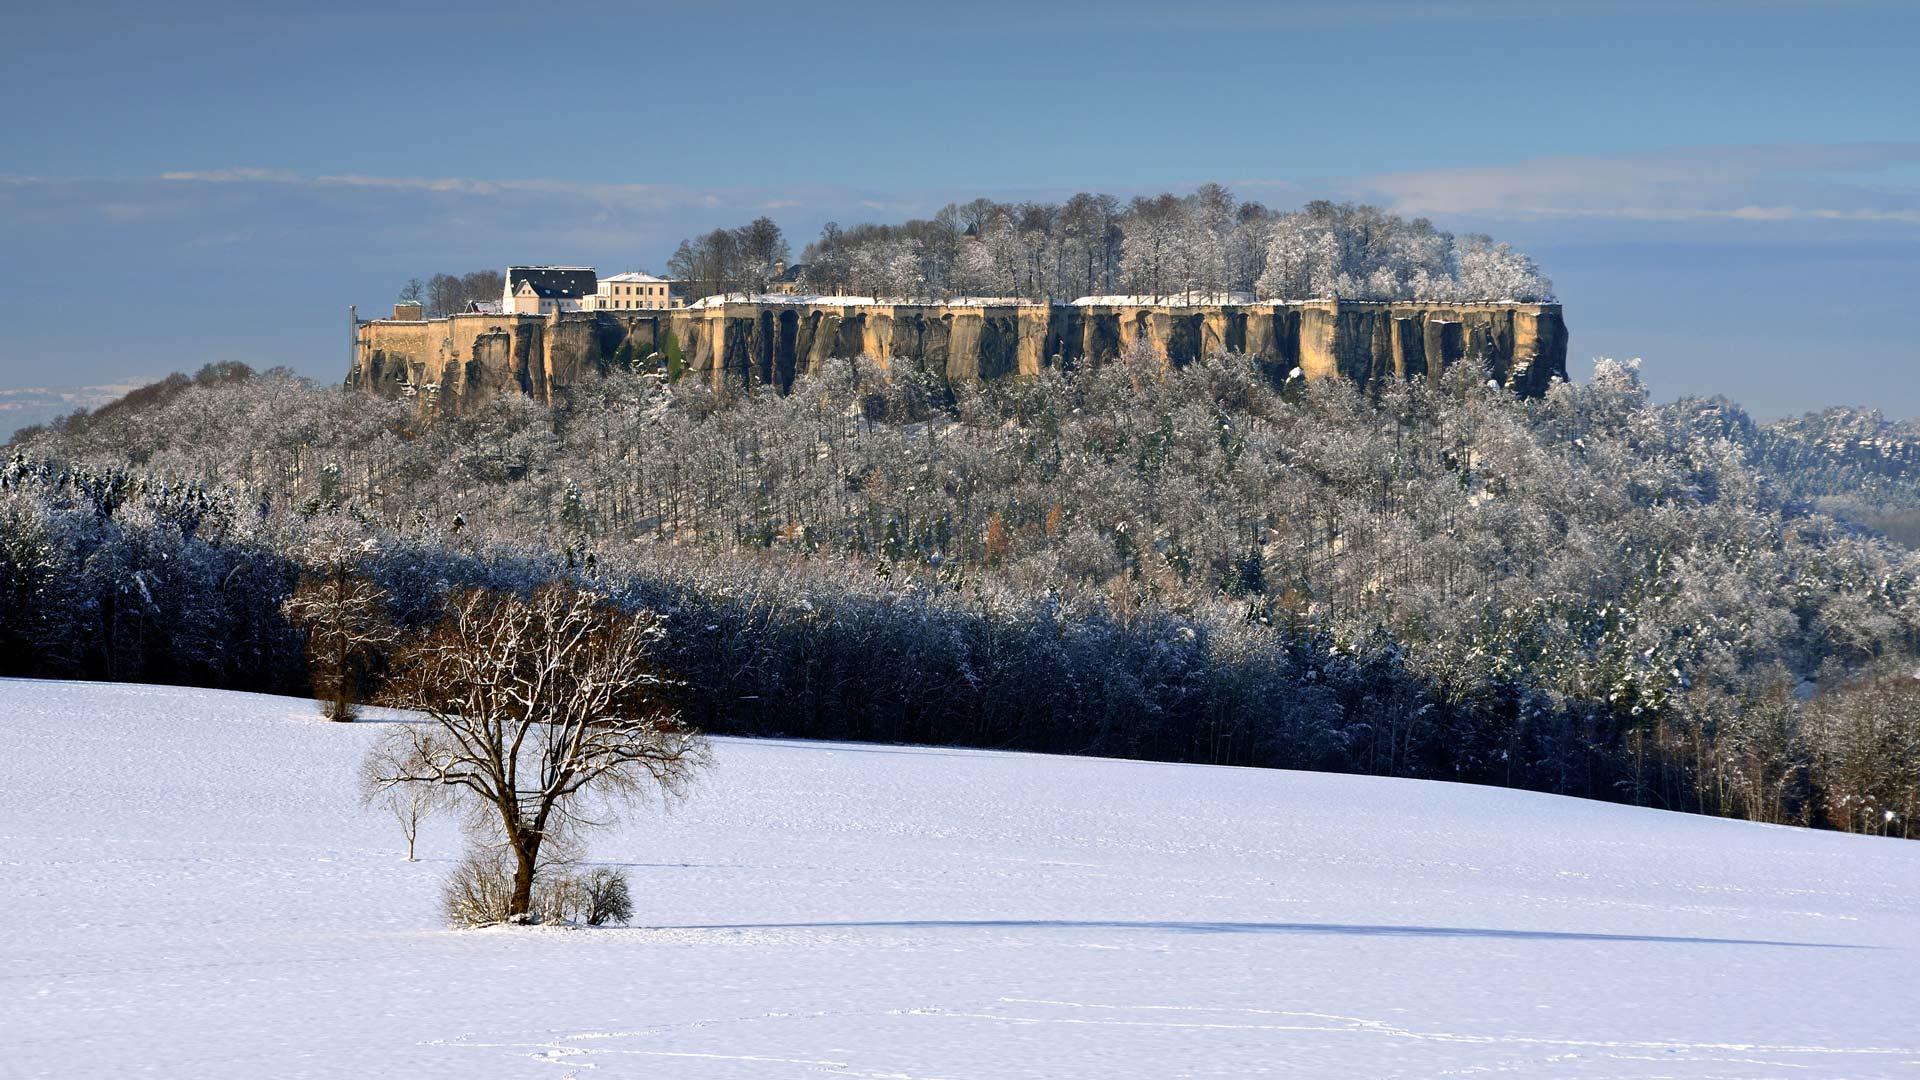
left=6, top=355, right=1919, bottom=835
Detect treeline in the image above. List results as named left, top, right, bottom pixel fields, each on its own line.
left=676, top=189, right=1552, bottom=303
left=7, top=361, right=261, bottom=446
left=6, top=355, right=1919, bottom=837
left=1749, top=404, right=1920, bottom=532
left=666, top=218, right=791, bottom=299
left=393, top=270, right=506, bottom=317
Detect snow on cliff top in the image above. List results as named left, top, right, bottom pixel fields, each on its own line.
left=5, top=678, right=1919, bottom=1079
left=1071, top=291, right=1260, bottom=306
left=685, top=293, right=1050, bottom=309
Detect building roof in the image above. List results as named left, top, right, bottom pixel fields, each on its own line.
left=602, top=271, right=674, bottom=284
left=507, top=266, right=597, bottom=299
left=771, top=262, right=808, bottom=284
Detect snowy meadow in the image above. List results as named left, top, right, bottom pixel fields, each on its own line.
left=6, top=678, right=1919, bottom=1079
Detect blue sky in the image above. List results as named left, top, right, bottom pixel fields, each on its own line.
left=2, top=0, right=1917, bottom=420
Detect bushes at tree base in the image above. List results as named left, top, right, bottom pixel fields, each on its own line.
left=442, top=847, right=520, bottom=928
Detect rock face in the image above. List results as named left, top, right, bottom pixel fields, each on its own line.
left=348, top=299, right=1568, bottom=413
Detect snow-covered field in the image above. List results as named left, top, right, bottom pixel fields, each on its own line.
left=5, top=679, right=1919, bottom=1079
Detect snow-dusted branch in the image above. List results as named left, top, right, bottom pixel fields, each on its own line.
left=368, top=584, right=708, bottom=921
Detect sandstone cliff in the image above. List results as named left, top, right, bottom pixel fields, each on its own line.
left=348, top=299, right=1568, bottom=413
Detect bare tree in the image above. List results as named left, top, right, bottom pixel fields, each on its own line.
left=459, top=269, right=504, bottom=308
left=425, top=273, right=463, bottom=319
left=281, top=540, right=397, bottom=721
left=368, top=584, right=707, bottom=922
left=361, top=756, right=442, bottom=860
left=738, top=216, right=789, bottom=293
left=1807, top=669, right=1920, bottom=837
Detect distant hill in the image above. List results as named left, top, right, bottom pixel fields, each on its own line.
left=0, top=377, right=159, bottom=442
left=1668, top=397, right=1920, bottom=545
left=1, top=363, right=261, bottom=448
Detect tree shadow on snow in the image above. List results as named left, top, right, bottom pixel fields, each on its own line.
left=733, top=739, right=990, bottom=759
left=649, top=919, right=1864, bottom=948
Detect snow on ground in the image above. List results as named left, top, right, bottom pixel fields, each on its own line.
left=5, top=679, right=1919, bottom=1079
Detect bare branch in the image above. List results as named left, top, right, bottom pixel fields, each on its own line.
left=371, top=583, right=707, bottom=921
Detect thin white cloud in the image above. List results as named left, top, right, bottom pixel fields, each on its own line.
left=1306, top=143, right=1920, bottom=226
left=159, top=167, right=300, bottom=183
left=11, top=144, right=1919, bottom=279
left=165, top=169, right=731, bottom=209
left=1, top=168, right=960, bottom=275
left=1807, top=207, right=1920, bottom=224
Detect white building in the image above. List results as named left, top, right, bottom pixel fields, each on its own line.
left=502, top=266, right=598, bottom=315
left=586, top=271, right=681, bottom=310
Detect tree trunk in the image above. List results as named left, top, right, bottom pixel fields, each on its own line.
left=332, top=632, right=350, bottom=721
left=509, top=836, right=541, bottom=920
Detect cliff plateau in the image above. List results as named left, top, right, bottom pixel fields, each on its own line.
left=347, top=298, right=1569, bottom=412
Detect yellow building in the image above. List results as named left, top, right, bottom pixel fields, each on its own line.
left=587, top=271, right=681, bottom=310
left=768, top=261, right=809, bottom=295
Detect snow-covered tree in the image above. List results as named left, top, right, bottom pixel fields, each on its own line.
left=1121, top=194, right=1182, bottom=299
left=767, top=188, right=1551, bottom=303
left=1454, top=234, right=1554, bottom=302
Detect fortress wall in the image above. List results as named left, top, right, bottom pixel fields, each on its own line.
left=350, top=300, right=1568, bottom=415
left=352, top=313, right=558, bottom=408
left=355, top=320, right=432, bottom=397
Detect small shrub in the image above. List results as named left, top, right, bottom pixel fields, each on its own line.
left=534, top=867, right=634, bottom=926
left=581, top=868, right=634, bottom=926
left=534, top=872, right=585, bottom=924
left=442, top=847, right=516, bottom=928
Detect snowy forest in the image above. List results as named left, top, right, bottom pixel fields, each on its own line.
left=664, top=189, right=1554, bottom=303
left=6, top=353, right=1920, bottom=838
